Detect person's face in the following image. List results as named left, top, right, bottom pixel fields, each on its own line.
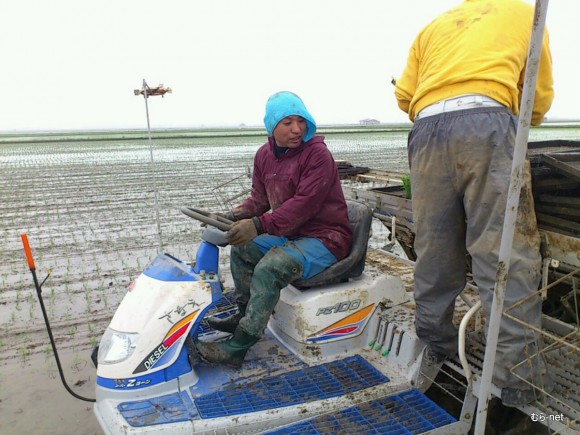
left=273, top=115, right=307, bottom=148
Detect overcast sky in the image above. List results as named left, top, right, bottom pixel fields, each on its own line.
left=1, top=0, right=578, bottom=132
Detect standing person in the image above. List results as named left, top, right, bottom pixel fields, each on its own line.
left=196, top=91, right=353, bottom=368
left=394, top=0, right=554, bottom=407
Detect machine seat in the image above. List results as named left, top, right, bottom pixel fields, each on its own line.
left=293, top=200, right=373, bottom=289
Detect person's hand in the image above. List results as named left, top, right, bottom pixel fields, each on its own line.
left=225, top=219, right=258, bottom=246
left=221, top=210, right=236, bottom=222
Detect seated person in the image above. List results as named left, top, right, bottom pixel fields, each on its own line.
left=196, top=91, right=353, bottom=367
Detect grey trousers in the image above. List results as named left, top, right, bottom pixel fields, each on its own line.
left=408, top=107, right=547, bottom=389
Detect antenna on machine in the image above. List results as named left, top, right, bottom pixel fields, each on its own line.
left=134, top=80, right=172, bottom=253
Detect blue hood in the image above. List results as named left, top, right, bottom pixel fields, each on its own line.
left=263, top=91, right=317, bottom=143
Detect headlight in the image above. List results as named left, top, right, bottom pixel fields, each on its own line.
left=98, top=328, right=140, bottom=365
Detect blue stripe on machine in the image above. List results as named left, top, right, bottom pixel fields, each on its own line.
left=143, top=254, right=198, bottom=282
left=97, top=368, right=166, bottom=390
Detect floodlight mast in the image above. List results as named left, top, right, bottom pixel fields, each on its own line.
left=134, top=80, right=172, bottom=253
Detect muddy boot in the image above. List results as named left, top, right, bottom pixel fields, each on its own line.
left=415, top=346, right=447, bottom=393
left=230, top=243, right=264, bottom=295
left=206, top=303, right=247, bottom=334
left=238, top=247, right=304, bottom=337
left=195, top=327, right=259, bottom=368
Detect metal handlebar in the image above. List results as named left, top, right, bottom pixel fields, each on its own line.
left=180, top=207, right=233, bottom=232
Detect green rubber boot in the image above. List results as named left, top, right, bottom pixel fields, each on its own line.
left=206, top=303, right=247, bottom=334
left=238, top=247, right=303, bottom=337
left=195, top=327, right=259, bottom=368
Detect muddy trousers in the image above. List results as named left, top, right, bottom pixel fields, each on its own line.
left=408, top=107, right=548, bottom=389
left=230, top=242, right=303, bottom=337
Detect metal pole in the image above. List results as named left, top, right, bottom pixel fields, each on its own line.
left=473, top=1, right=549, bottom=433
left=142, top=79, right=163, bottom=253
left=20, top=234, right=96, bottom=402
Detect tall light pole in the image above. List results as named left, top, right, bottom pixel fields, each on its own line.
left=134, top=80, right=172, bottom=253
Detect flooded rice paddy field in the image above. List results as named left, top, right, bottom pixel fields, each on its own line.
left=0, top=125, right=578, bottom=434
left=0, top=128, right=411, bottom=363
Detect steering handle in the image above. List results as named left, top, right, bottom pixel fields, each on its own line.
left=180, top=207, right=233, bottom=232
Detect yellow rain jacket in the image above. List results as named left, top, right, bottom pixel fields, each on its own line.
left=395, top=0, right=553, bottom=125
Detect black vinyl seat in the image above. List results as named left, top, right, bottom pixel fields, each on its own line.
left=293, top=200, right=373, bottom=289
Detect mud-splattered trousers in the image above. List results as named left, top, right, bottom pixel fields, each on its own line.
left=408, top=106, right=549, bottom=389
left=230, top=236, right=337, bottom=338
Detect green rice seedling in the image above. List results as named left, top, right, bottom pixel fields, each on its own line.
left=85, top=291, right=92, bottom=313
left=48, top=286, right=56, bottom=317
left=71, top=353, right=87, bottom=373
left=28, top=294, right=35, bottom=319
left=43, top=345, right=52, bottom=357
left=15, top=291, right=22, bottom=311
left=401, top=175, right=412, bottom=199
left=120, top=255, right=129, bottom=269
left=18, top=346, right=29, bottom=364
left=45, top=359, right=57, bottom=379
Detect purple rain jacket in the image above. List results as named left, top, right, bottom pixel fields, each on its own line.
left=232, top=135, right=353, bottom=260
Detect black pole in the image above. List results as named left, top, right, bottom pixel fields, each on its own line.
left=21, top=234, right=95, bottom=403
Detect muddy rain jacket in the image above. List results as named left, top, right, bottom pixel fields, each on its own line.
left=232, top=135, right=352, bottom=260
